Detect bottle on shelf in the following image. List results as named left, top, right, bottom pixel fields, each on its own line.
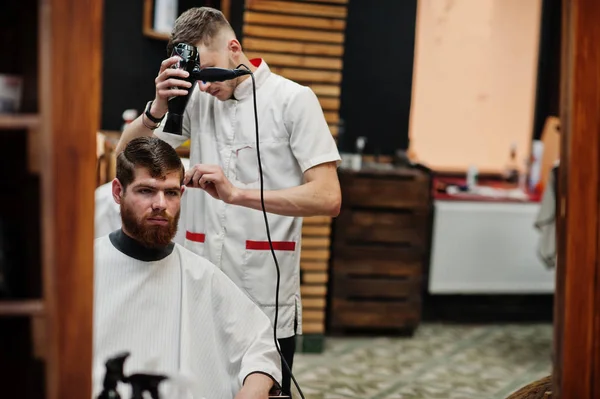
left=503, top=141, right=520, bottom=184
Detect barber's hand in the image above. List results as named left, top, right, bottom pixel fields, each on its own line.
left=151, top=56, right=193, bottom=118
left=234, top=373, right=273, bottom=399
left=184, top=164, right=239, bottom=204
left=234, top=385, right=269, bottom=399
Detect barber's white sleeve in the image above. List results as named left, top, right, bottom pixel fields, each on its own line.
left=286, top=86, right=341, bottom=172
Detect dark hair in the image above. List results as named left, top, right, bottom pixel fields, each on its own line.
left=116, top=137, right=184, bottom=191
left=167, top=7, right=234, bottom=55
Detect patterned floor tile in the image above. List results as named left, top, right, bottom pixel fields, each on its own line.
left=291, top=323, right=552, bottom=399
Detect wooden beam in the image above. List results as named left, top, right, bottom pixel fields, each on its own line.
left=555, top=0, right=600, bottom=398
left=304, top=216, right=332, bottom=225
left=300, top=261, right=329, bottom=271
left=301, top=250, right=330, bottom=261
left=301, top=237, right=330, bottom=248
left=244, top=25, right=344, bottom=44
left=245, top=52, right=343, bottom=70
left=269, top=66, right=342, bottom=84
left=243, top=37, right=344, bottom=56
left=324, top=110, right=339, bottom=125
left=244, top=11, right=346, bottom=31
left=329, top=124, right=339, bottom=137
left=302, top=225, right=332, bottom=236
left=308, top=84, right=341, bottom=97
left=301, top=285, right=327, bottom=296
left=318, top=97, right=340, bottom=110
left=247, top=0, right=347, bottom=19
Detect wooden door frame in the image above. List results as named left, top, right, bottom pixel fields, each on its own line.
left=554, top=0, right=600, bottom=397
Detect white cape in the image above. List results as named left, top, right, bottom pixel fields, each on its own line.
left=93, top=235, right=281, bottom=398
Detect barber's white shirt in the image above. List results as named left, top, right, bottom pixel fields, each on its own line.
left=155, top=59, right=341, bottom=337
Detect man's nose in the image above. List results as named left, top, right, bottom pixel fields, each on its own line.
left=152, top=192, right=167, bottom=210
left=198, top=81, right=211, bottom=92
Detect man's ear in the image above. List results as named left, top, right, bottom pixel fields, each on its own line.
left=112, top=178, right=124, bottom=204
left=227, top=38, right=242, bottom=55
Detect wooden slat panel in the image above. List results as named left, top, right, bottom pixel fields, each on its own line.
left=302, top=322, right=325, bottom=334
left=301, top=261, right=329, bottom=271
left=308, top=84, right=340, bottom=96
left=325, top=111, right=339, bottom=125
left=302, top=225, right=331, bottom=236
left=301, top=237, right=330, bottom=248
left=329, top=124, right=338, bottom=137
left=301, top=285, right=327, bottom=296
left=304, top=310, right=326, bottom=322
left=243, top=37, right=344, bottom=57
left=301, top=250, right=330, bottom=261
left=297, top=0, right=348, bottom=3
left=244, top=11, right=346, bottom=31
left=269, top=67, right=341, bottom=84
left=318, top=97, right=340, bottom=110
left=247, top=1, right=347, bottom=19
left=333, top=275, right=421, bottom=300
left=304, top=216, right=331, bottom=225
left=246, top=52, right=343, bottom=70
left=303, top=271, right=328, bottom=283
left=331, top=300, right=419, bottom=328
left=302, top=297, right=327, bottom=309
left=244, top=25, right=344, bottom=44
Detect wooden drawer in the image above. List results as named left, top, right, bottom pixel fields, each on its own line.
left=330, top=300, right=420, bottom=329
left=333, top=275, right=422, bottom=301
left=333, top=247, right=423, bottom=276
left=340, top=172, right=430, bottom=209
left=334, top=210, right=428, bottom=248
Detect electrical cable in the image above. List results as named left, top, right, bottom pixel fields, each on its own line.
left=237, top=63, right=305, bottom=399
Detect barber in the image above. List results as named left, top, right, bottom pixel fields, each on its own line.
left=115, top=7, right=341, bottom=396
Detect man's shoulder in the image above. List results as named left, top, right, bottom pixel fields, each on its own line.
left=174, top=243, right=220, bottom=276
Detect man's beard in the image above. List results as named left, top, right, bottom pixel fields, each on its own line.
left=120, top=203, right=180, bottom=248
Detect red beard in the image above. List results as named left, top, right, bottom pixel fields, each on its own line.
left=120, top=203, right=180, bottom=248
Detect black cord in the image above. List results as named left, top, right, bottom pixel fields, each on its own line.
left=237, top=63, right=305, bottom=399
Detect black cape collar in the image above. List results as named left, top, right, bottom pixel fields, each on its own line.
left=109, top=229, right=175, bottom=262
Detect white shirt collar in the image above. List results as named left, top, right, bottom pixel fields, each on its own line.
left=232, top=58, right=271, bottom=101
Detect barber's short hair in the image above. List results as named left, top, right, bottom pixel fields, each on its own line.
left=116, top=137, right=184, bottom=191
left=167, top=7, right=234, bottom=55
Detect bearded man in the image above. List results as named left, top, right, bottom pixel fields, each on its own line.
left=93, top=137, right=282, bottom=399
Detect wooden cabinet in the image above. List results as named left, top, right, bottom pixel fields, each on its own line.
left=0, top=0, right=103, bottom=397
left=329, top=167, right=432, bottom=334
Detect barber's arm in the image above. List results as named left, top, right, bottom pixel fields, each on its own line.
left=235, top=373, right=275, bottom=399
left=184, top=162, right=341, bottom=217
left=115, top=56, right=192, bottom=154
left=184, top=86, right=341, bottom=217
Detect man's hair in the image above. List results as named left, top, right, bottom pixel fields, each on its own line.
left=167, top=7, right=234, bottom=55
left=116, top=137, right=184, bottom=191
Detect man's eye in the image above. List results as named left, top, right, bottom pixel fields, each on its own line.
left=167, top=191, right=180, bottom=197
left=140, top=189, right=152, bottom=194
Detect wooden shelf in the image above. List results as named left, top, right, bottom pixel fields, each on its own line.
left=0, top=299, right=45, bottom=316
left=0, top=114, right=40, bottom=130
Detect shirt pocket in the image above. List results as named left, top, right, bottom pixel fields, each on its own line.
left=241, top=241, right=299, bottom=307
left=234, top=145, right=259, bottom=185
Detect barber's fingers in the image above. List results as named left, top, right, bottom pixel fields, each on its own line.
left=198, top=174, right=216, bottom=189
left=158, top=56, right=183, bottom=74
left=156, top=79, right=191, bottom=98
left=185, top=169, right=205, bottom=187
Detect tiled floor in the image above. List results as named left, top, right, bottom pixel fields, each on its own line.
left=291, top=323, right=552, bottom=399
